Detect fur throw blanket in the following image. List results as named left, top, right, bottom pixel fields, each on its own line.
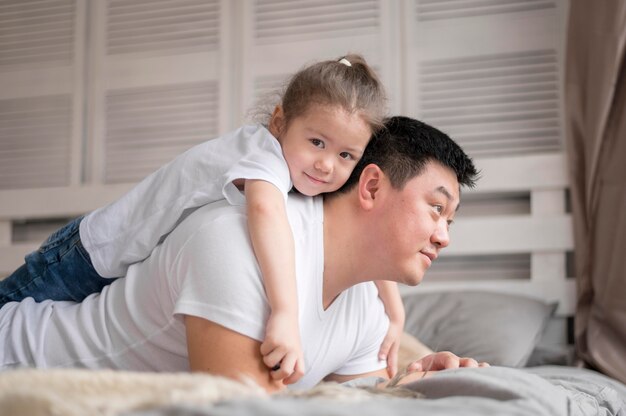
left=0, top=368, right=421, bottom=416
left=0, top=369, right=264, bottom=416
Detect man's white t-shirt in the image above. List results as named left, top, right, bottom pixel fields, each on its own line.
left=80, top=125, right=291, bottom=278
left=0, top=195, right=388, bottom=389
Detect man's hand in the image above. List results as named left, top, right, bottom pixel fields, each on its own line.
left=378, top=318, right=403, bottom=378
left=260, top=310, right=306, bottom=385
left=385, top=351, right=489, bottom=387
left=407, top=351, right=489, bottom=374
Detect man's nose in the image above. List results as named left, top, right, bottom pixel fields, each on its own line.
left=432, top=220, right=450, bottom=249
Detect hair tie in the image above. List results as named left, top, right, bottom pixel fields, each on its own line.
left=338, top=58, right=352, bottom=67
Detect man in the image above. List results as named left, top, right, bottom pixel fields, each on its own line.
left=0, top=116, right=480, bottom=391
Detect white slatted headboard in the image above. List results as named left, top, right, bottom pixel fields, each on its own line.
left=0, top=184, right=132, bottom=278
left=1, top=152, right=574, bottom=320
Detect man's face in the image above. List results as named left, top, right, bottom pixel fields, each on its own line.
left=375, top=161, right=460, bottom=286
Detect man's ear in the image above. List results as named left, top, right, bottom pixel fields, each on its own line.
left=268, top=105, right=285, bottom=138
left=358, top=164, right=385, bottom=210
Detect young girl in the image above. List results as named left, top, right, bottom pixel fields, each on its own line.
left=0, top=55, right=404, bottom=382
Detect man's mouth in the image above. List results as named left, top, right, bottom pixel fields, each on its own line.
left=420, top=251, right=437, bottom=267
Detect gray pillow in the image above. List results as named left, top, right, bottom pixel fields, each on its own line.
left=402, top=291, right=557, bottom=367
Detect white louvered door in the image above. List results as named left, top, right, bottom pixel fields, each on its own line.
left=88, top=0, right=235, bottom=184
left=404, top=0, right=567, bottom=157
left=0, top=0, right=85, bottom=190
left=239, top=0, right=402, bottom=124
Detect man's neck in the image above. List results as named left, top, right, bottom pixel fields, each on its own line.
left=321, top=195, right=367, bottom=309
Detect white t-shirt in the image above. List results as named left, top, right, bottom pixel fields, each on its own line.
left=0, top=195, right=388, bottom=389
left=80, top=124, right=291, bottom=277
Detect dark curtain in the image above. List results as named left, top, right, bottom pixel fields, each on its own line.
left=565, top=0, right=626, bottom=383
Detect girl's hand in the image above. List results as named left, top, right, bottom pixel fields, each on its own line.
left=260, top=310, right=306, bottom=385
left=378, top=318, right=404, bottom=378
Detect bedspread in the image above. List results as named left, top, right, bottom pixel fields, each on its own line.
left=0, top=366, right=623, bottom=416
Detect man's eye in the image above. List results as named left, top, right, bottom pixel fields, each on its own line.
left=310, top=139, right=324, bottom=148
left=339, top=152, right=353, bottom=160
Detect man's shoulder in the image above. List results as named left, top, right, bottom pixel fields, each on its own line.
left=190, top=200, right=246, bottom=230
left=165, top=201, right=247, bottom=248
left=175, top=194, right=319, bottom=233
left=161, top=195, right=322, bottom=262
left=285, top=194, right=322, bottom=228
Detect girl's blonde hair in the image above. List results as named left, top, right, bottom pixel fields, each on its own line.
left=254, top=54, right=387, bottom=134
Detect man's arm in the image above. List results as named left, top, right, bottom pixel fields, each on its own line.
left=325, top=370, right=431, bottom=388
left=324, top=369, right=389, bottom=384
left=325, top=369, right=439, bottom=388
left=184, top=315, right=285, bottom=393
left=325, top=351, right=489, bottom=387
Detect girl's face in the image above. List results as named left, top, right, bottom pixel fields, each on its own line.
left=270, top=104, right=372, bottom=196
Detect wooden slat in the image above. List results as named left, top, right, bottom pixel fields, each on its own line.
left=0, top=184, right=134, bottom=220
left=0, top=221, right=10, bottom=245
left=469, top=153, right=568, bottom=194
left=254, top=0, right=379, bottom=44
left=416, top=0, right=556, bottom=21
left=106, top=0, right=219, bottom=56
left=402, top=278, right=575, bottom=316
left=419, top=49, right=563, bottom=157
left=446, top=214, right=573, bottom=255
left=0, top=243, right=37, bottom=278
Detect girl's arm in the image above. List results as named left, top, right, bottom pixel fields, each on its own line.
left=244, top=179, right=305, bottom=385
left=374, top=280, right=406, bottom=378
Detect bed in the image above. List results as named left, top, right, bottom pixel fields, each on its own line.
left=1, top=153, right=625, bottom=415
left=3, top=296, right=620, bottom=415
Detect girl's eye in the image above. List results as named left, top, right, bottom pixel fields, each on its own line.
left=432, top=205, right=443, bottom=214
left=339, top=152, right=353, bottom=160
left=310, top=138, right=324, bottom=148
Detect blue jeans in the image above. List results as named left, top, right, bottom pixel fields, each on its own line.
left=0, top=216, right=117, bottom=309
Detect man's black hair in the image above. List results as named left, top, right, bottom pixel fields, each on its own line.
left=338, top=116, right=479, bottom=193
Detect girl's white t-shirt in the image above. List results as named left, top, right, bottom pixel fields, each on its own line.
left=80, top=125, right=292, bottom=277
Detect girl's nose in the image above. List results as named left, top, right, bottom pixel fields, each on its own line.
left=314, top=156, right=333, bottom=173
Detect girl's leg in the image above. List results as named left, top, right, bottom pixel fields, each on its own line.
left=0, top=216, right=116, bottom=308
